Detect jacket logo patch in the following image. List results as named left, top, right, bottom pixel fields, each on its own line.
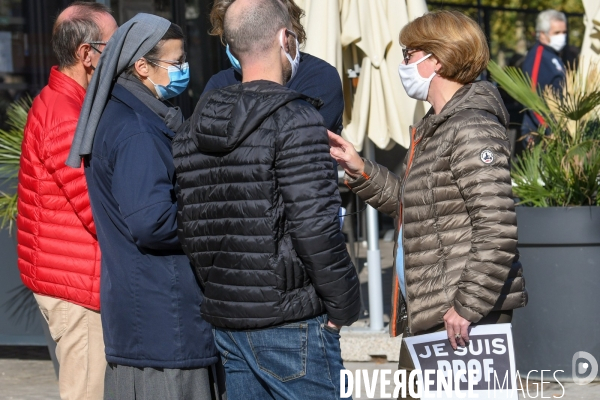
left=552, top=58, right=564, bottom=72
left=480, top=149, right=494, bottom=164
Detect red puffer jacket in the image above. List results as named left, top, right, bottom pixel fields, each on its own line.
left=17, top=67, right=101, bottom=310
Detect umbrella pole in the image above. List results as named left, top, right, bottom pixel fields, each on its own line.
left=363, top=138, right=384, bottom=332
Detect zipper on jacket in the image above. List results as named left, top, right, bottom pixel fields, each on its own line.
left=392, top=126, right=421, bottom=337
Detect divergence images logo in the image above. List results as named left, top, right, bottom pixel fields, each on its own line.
left=572, top=351, right=598, bottom=385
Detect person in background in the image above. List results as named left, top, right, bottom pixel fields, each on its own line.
left=329, top=11, right=527, bottom=399
left=205, top=0, right=344, bottom=134
left=65, top=14, right=220, bottom=400
left=173, top=0, right=360, bottom=398
left=17, top=3, right=117, bottom=399
left=520, top=9, right=567, bottom=148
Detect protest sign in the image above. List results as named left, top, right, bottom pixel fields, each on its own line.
left=403, top=323, right=518, bottom=399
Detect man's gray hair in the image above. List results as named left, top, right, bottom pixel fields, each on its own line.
left=52, top=2, right=112, bottom=69
left=536, top=9, right=567, bottom=35
left=223, top=0, right=290, bottom=57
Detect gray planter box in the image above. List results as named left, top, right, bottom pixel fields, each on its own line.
left=0, top=230, right=46, bottom=345
left=514, top=206, right=600, bottom=381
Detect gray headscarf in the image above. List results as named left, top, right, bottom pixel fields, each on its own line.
left=66, top=13, right=171, bottom=168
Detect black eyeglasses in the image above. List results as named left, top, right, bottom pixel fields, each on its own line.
left=402, top=48, right=418, bottom=65
left=146, top=54, right=188, bottom=72
left=88, top=41, right=107, bottom=54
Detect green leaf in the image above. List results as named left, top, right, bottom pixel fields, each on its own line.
left=493, top=60, right=600, bottom=207
left=488, top=61, right=551, bottom=119
left=0, top=96, right=31, bottom=229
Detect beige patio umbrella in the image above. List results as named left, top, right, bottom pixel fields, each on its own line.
left=299, top=0, right=427, bottom=151
left=299, top=0, right=427, bottom=332
left=581, top=0, right=600, bottom=74
left=340, top=0, right=428, bottom=152
left=295, top=0, right=344, bottom=80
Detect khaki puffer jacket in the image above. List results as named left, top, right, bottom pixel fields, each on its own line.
left=347, top=81, right=527, bottom=336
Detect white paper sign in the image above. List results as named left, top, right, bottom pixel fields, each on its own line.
left=403, top=323, right=518, bottom=399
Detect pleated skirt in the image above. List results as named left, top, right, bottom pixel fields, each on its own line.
left=104, top=362, right=226, bottom=400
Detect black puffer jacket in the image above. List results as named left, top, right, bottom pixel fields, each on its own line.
left=173, top=80, right=360, bottom=330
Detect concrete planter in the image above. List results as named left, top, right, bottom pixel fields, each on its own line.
left=513, top=207, right=600, bottom=381
left=0, top=230, right=46, bottom=345
left=0, top=229, right=59, bottom=376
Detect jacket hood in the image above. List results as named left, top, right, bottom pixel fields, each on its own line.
left=416, top=81, right=510, bottom=140
left=191, top=80, right=322, bottom=153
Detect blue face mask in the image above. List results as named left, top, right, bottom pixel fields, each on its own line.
left=148, top=62, right=190, bottom=100
left=226, top=44, right=242, bottom=74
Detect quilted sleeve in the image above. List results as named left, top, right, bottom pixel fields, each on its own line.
left=345, top=159, right=402, bottom=218
left=43, top=119, right=96, bottom=236
left=449, top=112, right=519, bottom=323
left=274, top=104, right=360, bottom=326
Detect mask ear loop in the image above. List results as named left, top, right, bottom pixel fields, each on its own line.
left=413, top=53, right=432, bottom=65
left=280, top=28, right=300, bottom=82
left=279, top=29, right=299, bottom=57
left=279, top=29, right=289, bottom=53
left=411, top=53, right=437, bottom=80
left=279, top=30, right=295, bottom=65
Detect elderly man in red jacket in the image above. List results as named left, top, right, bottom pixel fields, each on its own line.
left=17, top=2, right=117, bottom=399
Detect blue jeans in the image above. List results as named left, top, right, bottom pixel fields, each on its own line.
left=213, top=315, right=350, bottom=400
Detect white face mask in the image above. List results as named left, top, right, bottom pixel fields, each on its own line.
left=398, top=53, right=436, bottom=101
left=279, top=29, right=300, bottom=83
left=549, top=33, right=566, bottom=52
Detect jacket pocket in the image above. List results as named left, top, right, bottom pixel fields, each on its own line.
left=247, top=322, right=308, bottom=382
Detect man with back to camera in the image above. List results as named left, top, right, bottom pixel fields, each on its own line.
left=17, top=2, right=117, bottom=399
left=172, top=0, right=360, bottom=398
left=520, top=9, right=567, bottom=148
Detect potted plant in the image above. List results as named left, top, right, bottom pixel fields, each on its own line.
left=0, top=98, right=38, bottom=337
left=0, top=98, right=59, bottom=376
left=488, top=61, right=600, bottom=380
left=0, top=97, right=28, bottom=228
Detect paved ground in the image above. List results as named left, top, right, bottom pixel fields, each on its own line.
left=1, top=347, right=598, bottom=399
left=1, top=241, right=598, bottom=399
left=0, top=346, right=59, bottom=400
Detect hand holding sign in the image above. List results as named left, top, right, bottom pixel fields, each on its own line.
left=403, top=324, right=518, bottom=399
left=444, top=306, right=471, bottom=350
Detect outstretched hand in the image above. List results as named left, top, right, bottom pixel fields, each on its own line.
left=328, top=131, right=365, bottom=178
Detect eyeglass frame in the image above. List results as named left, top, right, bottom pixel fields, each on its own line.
left=145, top=54, right=188, bottom=72
left=87, top=41, right=108, bottom=54
left=402, top=48, right=419, bottom=65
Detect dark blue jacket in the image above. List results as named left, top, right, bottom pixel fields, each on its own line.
left=203, top=52, right=344, bottom=133
left=85, top=84, right=218, bottom=369
left=521, top=42, right=566, bottom=138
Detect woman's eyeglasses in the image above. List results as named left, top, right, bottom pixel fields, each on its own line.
left=402, top=48, right=417, bottom=65
left=146, top=54, right=188, bottom=72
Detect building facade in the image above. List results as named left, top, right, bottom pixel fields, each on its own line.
left=0, top=0, right=226, bottom=346
left=0, top=0, right=227, bottom=125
